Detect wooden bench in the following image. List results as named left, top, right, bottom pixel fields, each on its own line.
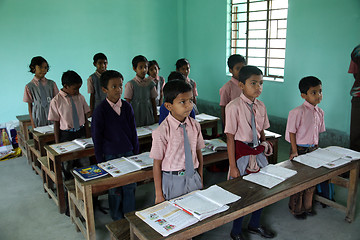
left=106, top=219, right=130, bottom=240
left=29, top=143, right=42, bottom=175
left=25, top=139, right=35, bottom=166
left=38, top=156, right=57, bottom=202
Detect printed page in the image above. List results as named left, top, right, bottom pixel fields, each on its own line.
left=33, top=124, right=54, bottom=134
left=50, top=141, right=82, bottom=154
left=98, top=157, right=140, bottom=177
left=260, top=164, right=297, bottom=181
left=198, top=185, right=241, bottom=206
left=324, top=146, right=360, bottom=160
left=201, top=147, right=216, bottom=156
left=243, top=172, right=284, bottom=188
left=323, top=158, right=352, bottom=169
left=306, top=148, right=343, bottom=163
left=195, top=113, right=219, bottom=122
left=135, top=201, right=198, bottom=237
left=293, top=155, right=328, bottom=168
left=204, top=139, right=227, bottom=151
left=125, top=152, right=153, bottom=168
left=136, top=127, right=152, bottom=137
left=73, top=138, right=93, bottom=148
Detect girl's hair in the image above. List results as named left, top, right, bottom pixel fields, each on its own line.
left=238, top=65, right=263, bottom=84
left=29, top=56, right=49, bottom=73
left=175, top=58, right=190, bottom=70
left=148, top=60, right=160, bottom=72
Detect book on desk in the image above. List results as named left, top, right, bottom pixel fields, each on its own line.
left=49, top=138, right=93, bottom=154
left=33, top=124, right=54, bottom=134
left=202, top=138, right=227, bottom=156
left=135, top=185, right=240, bottom=237
left=73, top=165, right=108, bottom=181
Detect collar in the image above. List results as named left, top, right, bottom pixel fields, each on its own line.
left=32, top=76, right=46, bottom=85
left=59, top=89, right=69, bottom=97
left=167, top=113, right=191, bottom=130
left=240, top=93, right=258, bottom=105
left=106, top=98, right=122, bottom=108
left=133, top=75, right=151, bottom=86
left=303, top=100, right=319, bottom=111
left=95, top=71, right=101, bottom=78
left=230, top=77, right=240, bottom=86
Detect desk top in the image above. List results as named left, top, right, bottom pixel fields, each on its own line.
left=126, top=160, right=359, bottom=240
left=16, top=114, right=31, bottom=122
left=44, top=145, right=94, bottom=161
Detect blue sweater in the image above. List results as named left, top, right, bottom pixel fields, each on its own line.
left=91, top=99, right=139, bottom=163
left=158, top=103, right=196, bottom=124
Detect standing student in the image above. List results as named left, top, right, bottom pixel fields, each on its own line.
left=23, top=56, right=59, bottom=128
left=124, top=55, right=158, bottom=127
left=285, top=76, right=325, bottom=219
left=88, top=53, right=108, bottom=115
left=91, top=70, right=139, bottom=220
left=151, top=80, right=205, bottom=204
left=148, top=60, right=165, bottom=106
left=225, top=66, right=275, bottom=240
left=349, top=44, right=360, bottom=152
left=176, top=58, right=199, bottom=114
left=219, top=54, right=246, bottom=127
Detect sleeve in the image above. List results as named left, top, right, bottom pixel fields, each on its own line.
left=123, top=81, right=134, bottom=99
left=81, top=95, right=90, bottom=114
left=23, top=85, right=33, bottom=103
left=52, top=82, right=59, bottom=96
left=91, top=108, right=105, bottom=163
left=224, top=103, right=238, bottom=135
left=192, top=80, right=198, bottom=97
left=285, top=109, right=300, bottom=142
left=48, top=98, right=60, bottom=121
left=319, top=110, right=326, bottom=133
left=126, top=103, right=139, bottom=154
left=149, top=127, right=167, bottom=160
left=158, top=104, right=169, bottom=125
left=87, top=76, right=95, bottom=94
left=219, top=84, right=230, bottom=106
left=150, top=84, right=158, bottom=99
left=262, top=107, right=270, bottom=130
left=196, top=123, right=205, bottom=150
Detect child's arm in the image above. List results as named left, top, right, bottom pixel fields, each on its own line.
left=151, top=98, right=158, bottom=122
left=54, top=121, right=60, bottom=143
left=84, top=114, right=90, bottom=138
left=27, top=103, right=35, bottom=129
left=226, top=133, right=240, bottom=178
left=89, top=93, right=95, bottom=116
left=196, top=149, right=204, bottom=187
left=260, top=130, right=266, bottom=142
left=289, top=132, right=298, bottom=160
left=221, top=106, right=226, bottom=127
left=153, top=159, right=165, bottom=204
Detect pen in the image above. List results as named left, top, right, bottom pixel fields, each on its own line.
left=174, top=203, right=193, bottom=216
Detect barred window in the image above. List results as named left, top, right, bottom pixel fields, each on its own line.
left=230, top=0, right=288, bottom=81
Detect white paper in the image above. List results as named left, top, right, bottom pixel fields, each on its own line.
left=260, top=164, right=297, bottom=181
left=323, top=158, right=352, bottom=169
left=33, top=124, right=54, bottom=134
left=324, top=146, right=360, bottom=160
left=293, top=155, right=328, bottom=168
left=98, top=157, right=139, bottom=177
left=306, top=148, right=343, bottom=163
left=136, top=127, right=152, bottom=137
left=198, top=185, right=241, bottom=205
left=50, top=141, right=82, bottom=154
left=73, top=138, right=93, bottom=148
left=195, top=113, right=219, bottom=122
left=264, top=130, right=282, bottom=138
left=125, top=152, right=153, bottom=168
left=243, top=172, right=284, bottom=188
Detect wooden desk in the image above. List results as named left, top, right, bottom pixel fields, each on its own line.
left=68, top=151, right=228, bottom=240
left=31, top=129, right=55, bottom=156
left=126, top=160, right=359, bottom=240
left=16, top=114, right=32, bottom=160
left=44, top=145, right=95, bottom=214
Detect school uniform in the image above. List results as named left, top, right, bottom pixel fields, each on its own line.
left=148, top=75, right=165, bottom=106
left=23, top=77, right=59, bottom=127
left=348, top=60, right=360, bottom=151
left=224, top=93, right=270, bottom=236
left=219, top=77, right=242, bottom=107
left=285, top=100, right=325, bottom=215
left=124, top=76, right=158, bottom=127
left=87, top=71, right=106, bottom=110
left=150, top=113, right=205, bottom=200
left=91, top=98, right=139, bottom=220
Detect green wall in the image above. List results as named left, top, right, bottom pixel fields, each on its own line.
left=0, top=0, right=179, bottom=123
left=184, top=0, right=360, bottom=135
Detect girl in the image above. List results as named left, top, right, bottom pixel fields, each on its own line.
left=148, top=60, right=165, bottom=106
left=23, top=56, right=59, bottom=128
left=176, top=58, right=199, bottom=114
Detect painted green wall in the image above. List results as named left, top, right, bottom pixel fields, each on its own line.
left=184, top=0, right=360, bottom=135
left=0, top=0, right=179, bottom=123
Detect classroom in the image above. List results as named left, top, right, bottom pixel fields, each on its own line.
left=0, top=0, right=359, bottom=239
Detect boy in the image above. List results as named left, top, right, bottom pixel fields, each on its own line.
left=124, top=55, right=158, bottom=127
left=285, top=76, right=325, bottom=219
left=150, top=80, right=205, bottom=204
left=219, top=54, right=246, bottom=127
left=225, top=66, right=275, bottom=240
left=88, top=53, right=108, bottom=115
left=91, top=70, right=139, bottom=220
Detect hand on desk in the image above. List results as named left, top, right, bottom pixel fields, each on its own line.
left=229, top=166, right=240, bottom=179
left=289, top=152, right=298, bottom=160
left=155, top=194, right=165, bottom=204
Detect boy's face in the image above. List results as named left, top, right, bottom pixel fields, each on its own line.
left=148, top=65, right=159, bottom=78
left=301, top=85, right=322, bottom=106
left=94, top=59, right=108, bottom=74
left=178, top=64, right=190, bottom=77
left=164, top=91, right=193, bottom=122
left=133, top=61, right=148, bottom=79
left=102, top=77, right=123, bottom=103
left=239, top=74, right=263, bottom=102
left=63, top=83, right=82, bottom=96
left=229, top=62, right=245, bottom=80
left=34, top=62, right=49, bottom=79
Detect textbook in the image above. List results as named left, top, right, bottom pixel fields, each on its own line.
left=243, top=164, right=297, bottom=189
left=204, top=138, right=227, bottom=151
left=50, top=138, right=94, bottom=154
left=33, top=124, right=54, bottom=134
left=195, top=113, right=219, bottom=122
left=136, top=127, right=152, bottom=137
left=73, top=165, right=108, bottom=181
left=135, top=185, right=240, bottom=237
left=98, top=152, right=152, bottom=177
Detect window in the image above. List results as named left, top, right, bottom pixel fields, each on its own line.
left=230, top=0, right=288, bottom=81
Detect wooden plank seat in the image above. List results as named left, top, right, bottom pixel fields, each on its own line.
left=29, top=144, right=42, bottom=175
left=106, top=219, right=130, bottom=240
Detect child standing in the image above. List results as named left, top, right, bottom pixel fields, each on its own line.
left=150, top=80, right=205, bottom=204
left=124, top=55, right=158, bottom=127
left=219, top=54, right=246, bottom=127
left=176, top=58, right=199, bottom=114
left=23, top=56, right=59, bottom=128
left=48, top=70, right=91, bottom=180
left=91, top=70, right=139, bottom=220
left=148, top=60, right=165, bottom=106
left=285, top=76, right=325, bottom=219
left=225, top=66, right=275, bottom=240
left=87, top=53, right=108, bottom=115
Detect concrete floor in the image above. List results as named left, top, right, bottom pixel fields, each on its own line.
left=1, top=138, right=359, bottom=240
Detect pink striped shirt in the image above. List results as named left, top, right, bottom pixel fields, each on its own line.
left=48, top=90, right=90, bottom=130
left=224, top=93, right=270, bottom=142
left=285, top=101, right=325, bottom=145
left=149, top=114, right=205, bottom=171
left=106, top=98, right=122, bottom=115
left=219, top=77, right=242, bottom=106
left=23, top=77, right=59, bottom=103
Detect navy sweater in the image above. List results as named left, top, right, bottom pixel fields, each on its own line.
left=91, top=99, right=139, bottom=163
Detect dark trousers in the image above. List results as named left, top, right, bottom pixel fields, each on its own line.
left=104, top=151, right=136, bottom=221
left=350, top=97, right=360, bottom=152
left=231, top=208, right=263, bottom=235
